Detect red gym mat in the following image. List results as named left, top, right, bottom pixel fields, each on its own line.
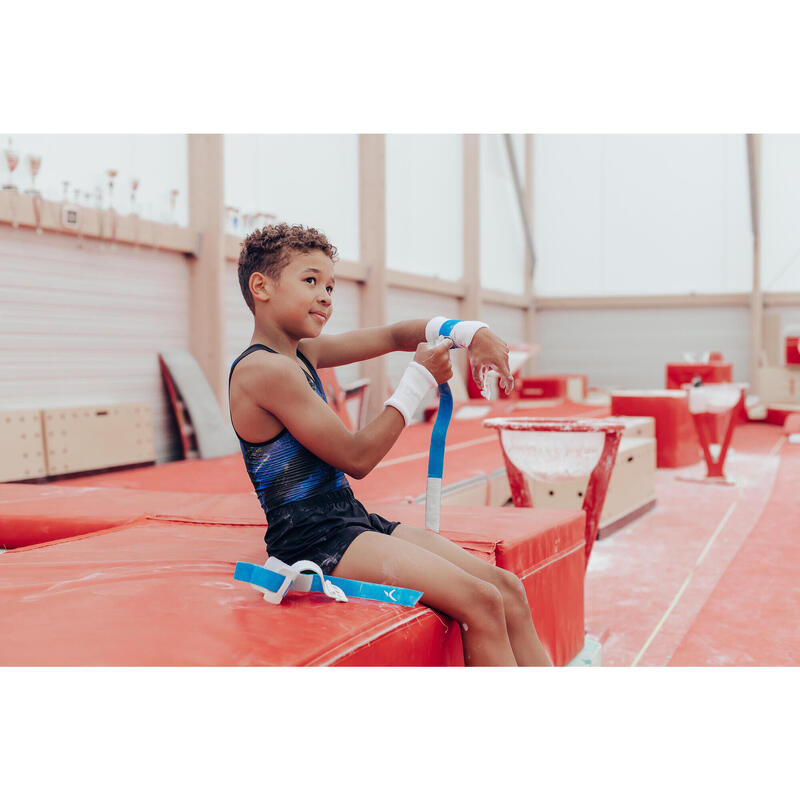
left=373, top=503, right=587, bottom=666
left=0, top=484, right=261, bottom=549
left=611, top=391, right=700, bottom=468
left=1, top=503, right=585, bottom=666
left=669, top=444, right=800, bottom=666
left=0, top=517, right=463, bottom=666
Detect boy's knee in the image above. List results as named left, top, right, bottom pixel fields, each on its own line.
left=492, top=567, right=528, bottom=608
left=464, top=578, right=505, bottom=626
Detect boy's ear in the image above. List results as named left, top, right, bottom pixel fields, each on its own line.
left=249, top=271, right=273, bottom=303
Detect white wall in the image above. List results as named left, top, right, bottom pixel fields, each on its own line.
left=0, top=226, right=190, bottom=462
left=533, top=135, right=752, bottom=296
left=2, top=134, right=189, bottom=225
left=762, top=135, right=800, bottom=293
left=223, top=135, right=359, bottom=262
left=481, top=302, right=525, bottom=344
left=535, top=306, right=751, bottom=389
left=480, top=134, right=526, bottom=294
left=386, top=135, right=463, bottom=280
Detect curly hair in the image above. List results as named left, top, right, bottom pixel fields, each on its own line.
left=238, top=223, right=338, bottom=313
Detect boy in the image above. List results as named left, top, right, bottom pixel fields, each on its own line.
left=229, top=223, right=551, bottom=666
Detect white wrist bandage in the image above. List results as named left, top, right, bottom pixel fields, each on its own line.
left=425, top=316, right=488, bottom=349
left=384, top=361, right=438, bottom=426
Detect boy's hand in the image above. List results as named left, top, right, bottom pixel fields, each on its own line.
left=413, top=339, right=453, bottom=385
left=467, top=328, right=514, bottom=395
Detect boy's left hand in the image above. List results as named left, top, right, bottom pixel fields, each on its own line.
left=467, top=328, right=514, bottom=395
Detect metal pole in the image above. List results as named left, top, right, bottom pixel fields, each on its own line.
left=503, top=133, right=537, bottom=279
left=747, top=133, right=762, bottom=396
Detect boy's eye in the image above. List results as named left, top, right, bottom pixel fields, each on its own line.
left=306, top=277, right=334, bottom=294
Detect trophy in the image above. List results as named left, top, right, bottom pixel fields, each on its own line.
left=225, top=205, right=241, bottom=236
left=130, top=179, right=140, bottom=248
left=25, top=154, right=42, bottom=196
left=3, top=138, right=19, bottom=191
left=60, top=180, right=80, bottom=232
left=169, top=188, right=179, bottom=224
left=106, top=169, right=118, bottom=246
left=24, top=154, right=43, bottom=234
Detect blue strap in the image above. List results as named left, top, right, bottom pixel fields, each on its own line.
left=234, top=562, right=423, bottom=607
left=427, top=319, right=459, bottom=481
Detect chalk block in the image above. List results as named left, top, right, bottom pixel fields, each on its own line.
left=567, top=635, right=602, bottom=667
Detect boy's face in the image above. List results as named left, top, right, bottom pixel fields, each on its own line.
left=256, top=249, right=335, bottom=338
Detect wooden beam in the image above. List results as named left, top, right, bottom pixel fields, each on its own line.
left=187, top=134, right=227, bottom=411
left=358, top=135, right=388, bottom=421
left=747, top=133, right=763, bottom=395
left=523, top=134, right=537, bottom=371
left=536, top=293, right=751, bottom=310
left=462, top=134, right=481, bottom=319
left=0, top=190, right=197, bottom=254
left=386, top=269, right=465, bottom=298
left=764, top=292, right=800, bottom=307
left=481, top=288, right=530, bottom=309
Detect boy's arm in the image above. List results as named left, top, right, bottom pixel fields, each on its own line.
left=305, top=319, right=428, bottom=368
left=307, top=316, right=514, bottom=392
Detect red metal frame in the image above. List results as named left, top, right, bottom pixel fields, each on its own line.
left=483, top=418, right=624, bottom=570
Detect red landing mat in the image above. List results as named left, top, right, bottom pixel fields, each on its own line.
left=0, top=503, right=585, bottom=666
left=611, top=391, right=700, bottom=468
left=0, top=518, right=462, bottom=666
left=0, top=484, right=497, bottom=561
left=669, top=444, right=800, bottom=666
left=0, top=484, right=261, bottom=549
left=372, top=503, right=587, bottom=666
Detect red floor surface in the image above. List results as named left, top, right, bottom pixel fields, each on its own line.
left=585, top=423, right=795, bottom=666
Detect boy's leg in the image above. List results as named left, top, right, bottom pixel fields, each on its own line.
left=392, top=524, right=552, bottom=667
left=332, top=531, right=517, bottom=666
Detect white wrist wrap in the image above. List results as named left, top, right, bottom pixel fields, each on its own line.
left=385, top=361, right=438, bottom=426
left=425, top=316, right=488, bottom=348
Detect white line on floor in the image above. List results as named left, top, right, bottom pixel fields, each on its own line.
left=630, top=497, right=739, bottom=667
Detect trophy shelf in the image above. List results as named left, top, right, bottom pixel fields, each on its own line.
left=0, top=189, right=197, bottom=255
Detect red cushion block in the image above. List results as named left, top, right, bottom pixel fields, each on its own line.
left=0, top=505, right=584, bottom=666
left=372, top=503, right=586, bottom=667
left=611, top=391, right=701, bottom=468
left=0, top=518, right=463, bottom=666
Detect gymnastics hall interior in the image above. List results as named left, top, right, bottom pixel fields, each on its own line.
left=1, top=133, right=799, bottom=667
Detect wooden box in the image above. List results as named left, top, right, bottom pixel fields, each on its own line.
left=0, top=409, right=47, bottom=482
left=43, top=403, right=155, bottom=476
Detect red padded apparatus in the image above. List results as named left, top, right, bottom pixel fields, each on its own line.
left=665, top=361, right=733, bottom=390
left=785, top=336, right=800, bottom=366
left=372, top=503, right=586, bottom=665
left=610, top=391, right=701, bottom=468
left=0, top=518, right=463, bottom=666
left=0, top=484, right=262, bottom=549
left=1, top=505, right=585, bottom=666
left=516, top=375, right=588, bottom=401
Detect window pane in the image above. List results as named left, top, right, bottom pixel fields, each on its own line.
left=224, top=135, right=359, bottom=261
left=762, top=135, right=800, bottom=293
left=480, top=134, right=526, bottom=294
left=386, top=134, right=462, bottom=280
left=533, top=134, right=752, bottom=296
left=1, top=134, right=188, bottom=224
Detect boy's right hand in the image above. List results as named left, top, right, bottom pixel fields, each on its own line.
left=414, top=339, right=453, bottom=385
